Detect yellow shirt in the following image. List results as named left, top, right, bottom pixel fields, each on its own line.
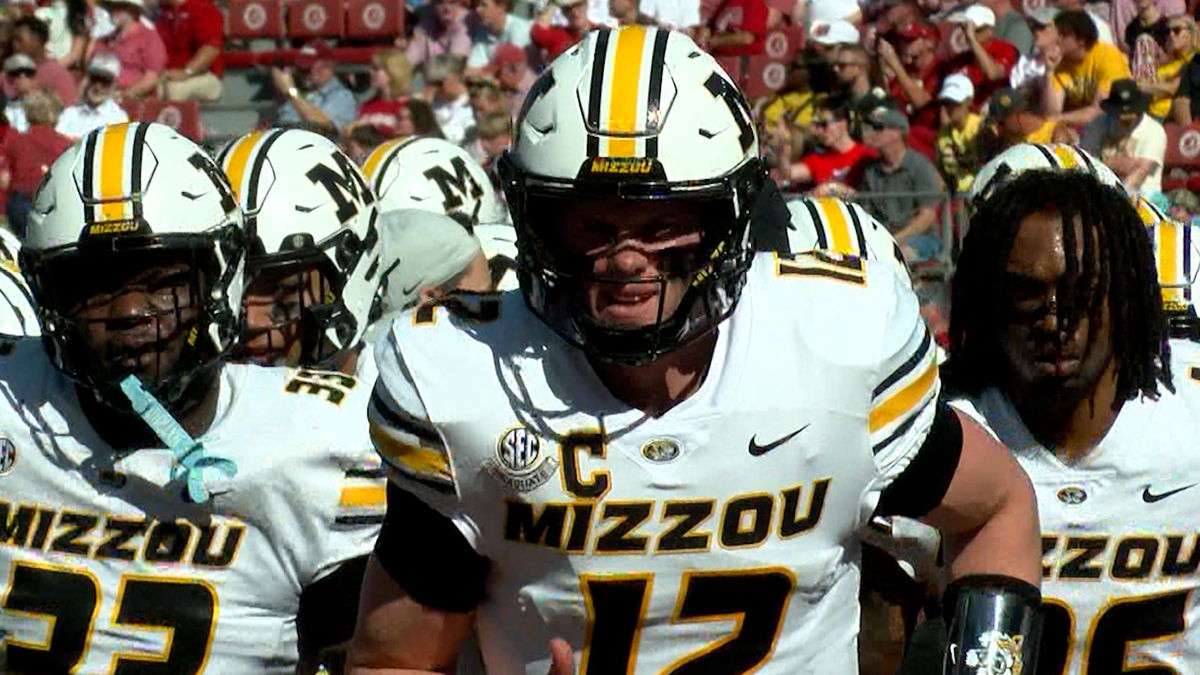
left=1151, top=53, right=1193, bottom=119
left=1027, top=119, right=1058, bottom=144
left=1052, top=43, right=1132, bottom=112
left=936, top=112, right=983, bottom=193
left=761, top=91, right=818, bottom=129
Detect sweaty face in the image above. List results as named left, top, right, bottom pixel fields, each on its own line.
left=999, top=210, right=1114, bottom=402
left=60, top=250, right=203, bottom=389
left=241, top=262, right=328, bottom=367
left=544, top=198, right=715, bottom=331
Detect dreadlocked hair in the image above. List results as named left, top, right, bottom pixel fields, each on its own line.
left=946, top=170, right=1171, bottom=403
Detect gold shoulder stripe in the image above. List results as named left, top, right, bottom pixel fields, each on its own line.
left=339, top=484, right=387, bottom=508
left=869, top=362, right=938, bottom=433
left=371, top=423, right=452, bottom=483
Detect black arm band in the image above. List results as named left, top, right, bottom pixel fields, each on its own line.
left=942, top=574, right=1043, bottom=675
left=374, top=482, right=490, bottom=613
left=876, top=401, right=963, bottom=518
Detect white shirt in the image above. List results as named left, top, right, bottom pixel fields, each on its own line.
left=56, top=99, right=129, bottom=140
left=1081, top=112, right=1167, bottom=194
left=433, top=92, right=476, bottom=146
left=641, top=0, right=701, bottom=29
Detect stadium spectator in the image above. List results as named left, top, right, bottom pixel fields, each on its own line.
left=346, top=124, right=388, bottom=164
left=10, top=16, right=76, bottom=106
left=701, top=0, right=768, bottom=56
left=406, top=98, right=446, bottom=138
left=467, top=0, right=533, bottom=68
left=470, top=111, right=512, bottom=180
left=94, top=0, right=166, bottom=100
left=1010, top=7, right=1059, bottom=94
left=783, top=98, right=875, bottom=191
left=982, top=0, right=1033, bottom=55
left=759, top=58, right=820, bottom=129
left=943, top=5, right=1019, bottom=106
left=1171, top=49, right=1200, bottom=123
left=351, top=49, right=415, bottom=138
left=156, top=0, right=224, bottom=102
left=858, top=105, right=946, bottom=262
left=486, top=43, right=535, bottom=115
left=273, top=41, right=357, bottom=135
left=426, top=54, right=475, bottom=145
left=1053, top=0, right=1117, bottom=43
left=0, top=92, right=70, bottom=237
left=468, top=77, right=510, bottom=123
left=4, top=55, right=40, bottom=135
left=809, top=0, right=862, bottom=24
left=56, top=53, right=127, bottom=140
left=1142, top=16, right=1194, bottom=119
left=405, top=0, right=473, bottom=71
left=35, top=0, right=89, bottom=68
left=1124, top=0, right=1172, bottom=51
left=641, top=0, right=700, bottom=32
left=878, top=23, right=942, bottom=145
left=935, top=74, right=983, bottom=192
left=1081, top=78, right=1166, bottom=194
left=609, top=0, right=657, bottom=26
left=532, top=0, right=592, bottom=59
left=986, top=86, right=1059, bottom=149
left=809, top=19, right=860, bottom=50
left=1045, top=9, right=1131, bottom=124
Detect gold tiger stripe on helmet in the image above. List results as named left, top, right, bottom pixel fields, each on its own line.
left=606, top=25, right=648, bottom=158
left=816, top=197, right=853, bottom=253
left=222, top=130, right=264, bottom=202
left=1051, top=144, right=1080, bottom=169
left=98, top=122, right=131, bottom=222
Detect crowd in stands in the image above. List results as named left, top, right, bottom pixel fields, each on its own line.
left=0, top=0, right=1198, bottom=258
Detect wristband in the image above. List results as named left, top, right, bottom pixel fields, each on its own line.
left=943, top=574, right=1043, bottom=675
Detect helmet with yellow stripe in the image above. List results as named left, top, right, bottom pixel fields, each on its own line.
left=218, top=127, right=382, bottom=368
left=785, top=196, right=911, bottom=287
left=497, top=26, right=765, bottom=364
left=22, top=122, right=245, bottom=405
left=967, top=143, right=1125, bottom=213
left=1138, top=195, right=1200, bottom=340
left=361, top=136, right=507, bottom=228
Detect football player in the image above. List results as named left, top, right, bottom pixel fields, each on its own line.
left=349, top=27, right=1042, bottom=674
left=0, top=123, right=381, bottom=673
left=948, top=143, right=1200, bottom=672
left=0, top=227, right=40, bottom=337
left=362, top=135, right=518, bottom=290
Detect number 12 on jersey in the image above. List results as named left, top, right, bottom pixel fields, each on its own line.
left=580, top=567, right=794, bottom=674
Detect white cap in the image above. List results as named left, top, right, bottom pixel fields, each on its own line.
left=810, top=20, right=861, bottom=45
left=807, top=0, right=861, bottom=23
left=950, top=4, right=995, bottom=28
left=376, top=209, right=484, bottom=316
left=938, top=73, right=975, bottom=102
left=3, top=53, right=35, bottom=74
left=1026, top=7, right=1060, bottom=27
left=87, top=52, right=121, bottom=79
left=101, top=0, right=146, bottom=9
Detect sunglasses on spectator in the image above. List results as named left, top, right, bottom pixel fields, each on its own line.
left=1170, top=24, right=1190, bottom=33
left=812, top=117, right=839, bottom=127
left=8, top=69, right=35, bottom=79
left=89, top=74, right=115, bottom=86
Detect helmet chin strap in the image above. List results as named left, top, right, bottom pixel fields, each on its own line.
left=118, top=374, right=237, bottom=503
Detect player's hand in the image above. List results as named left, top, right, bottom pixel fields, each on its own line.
left=547, top=638, right=574, bottom=675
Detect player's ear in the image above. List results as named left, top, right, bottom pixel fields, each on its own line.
left=417, top=285, right=445, bottom=308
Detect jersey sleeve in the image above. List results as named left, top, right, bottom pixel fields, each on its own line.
left=866, top=277, right=940, bottom=491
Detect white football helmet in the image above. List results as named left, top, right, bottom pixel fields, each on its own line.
left=0, top=229, right=40, bottom=337
left=362, top=135, right=508, bottom=228
left=23, top=122, right=245, bottom=402
left=219, top=127, right=382, bottom=367
left=968, top=143, right=1125, bottom=212
left=1138, top=195, right=1200, bottom=339
left=497, top=26, right=765, bottom=364
left=785, top=196, right=911, bottom=287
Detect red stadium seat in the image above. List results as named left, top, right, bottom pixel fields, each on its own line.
left=123, top=100, right=203, bottom=142
left=714, top=55, right=745, bottom=86
left=1165, top=123, right=1200, bottom=169
left=227, top=0, right=285, bottom=39
left=346, top=0, right=404, bottom=39
left=762, top=25, right=805, bottom=61
left=287, top=0, right=345, bottom=40
left=740, top=56, right=789, bottom=99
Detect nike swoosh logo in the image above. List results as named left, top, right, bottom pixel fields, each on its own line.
left=402, top=282, right=421, bottom=296
left=749, top=425, right=810, bottom=457
left=1142, top=483, right=1198, bottom=503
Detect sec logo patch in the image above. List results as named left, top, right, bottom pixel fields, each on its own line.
left=0, top=436, right=15, bottom=475
left=487, top=426, right=558, bottom=492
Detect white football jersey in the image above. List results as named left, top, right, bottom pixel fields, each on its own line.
left=952, top=342, right=1200, bottom=674
left=370, top=250, right=941, bottom=674
left=0, top=342, right=384, bottom=674
left=0, top=228, right=39, bottom=337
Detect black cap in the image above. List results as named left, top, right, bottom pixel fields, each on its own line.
left=1100, top=79, right=1150, bottom=116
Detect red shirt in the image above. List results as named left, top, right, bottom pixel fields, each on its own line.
left=156, top=0, right=225, bottom=77
left=889, top=60, right=941, bottom=133
left=939, top=37, right=1018, bottom=107
left=708, top=0, right=768, bottom=56
left=3, top=125, right=71, bottom=196
left=98, top=23, right=169, bottom=91
left=800, top=143, right=877, bottom=187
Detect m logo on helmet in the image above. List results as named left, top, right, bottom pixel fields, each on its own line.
left=307, top=151, right=374, bottom=224
left=423, top=157, right=483, bottom=214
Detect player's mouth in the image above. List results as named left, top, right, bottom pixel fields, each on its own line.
left=597, top=283, right=662, bottom=324
left=1033, top=347, right=1081, bottom=377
